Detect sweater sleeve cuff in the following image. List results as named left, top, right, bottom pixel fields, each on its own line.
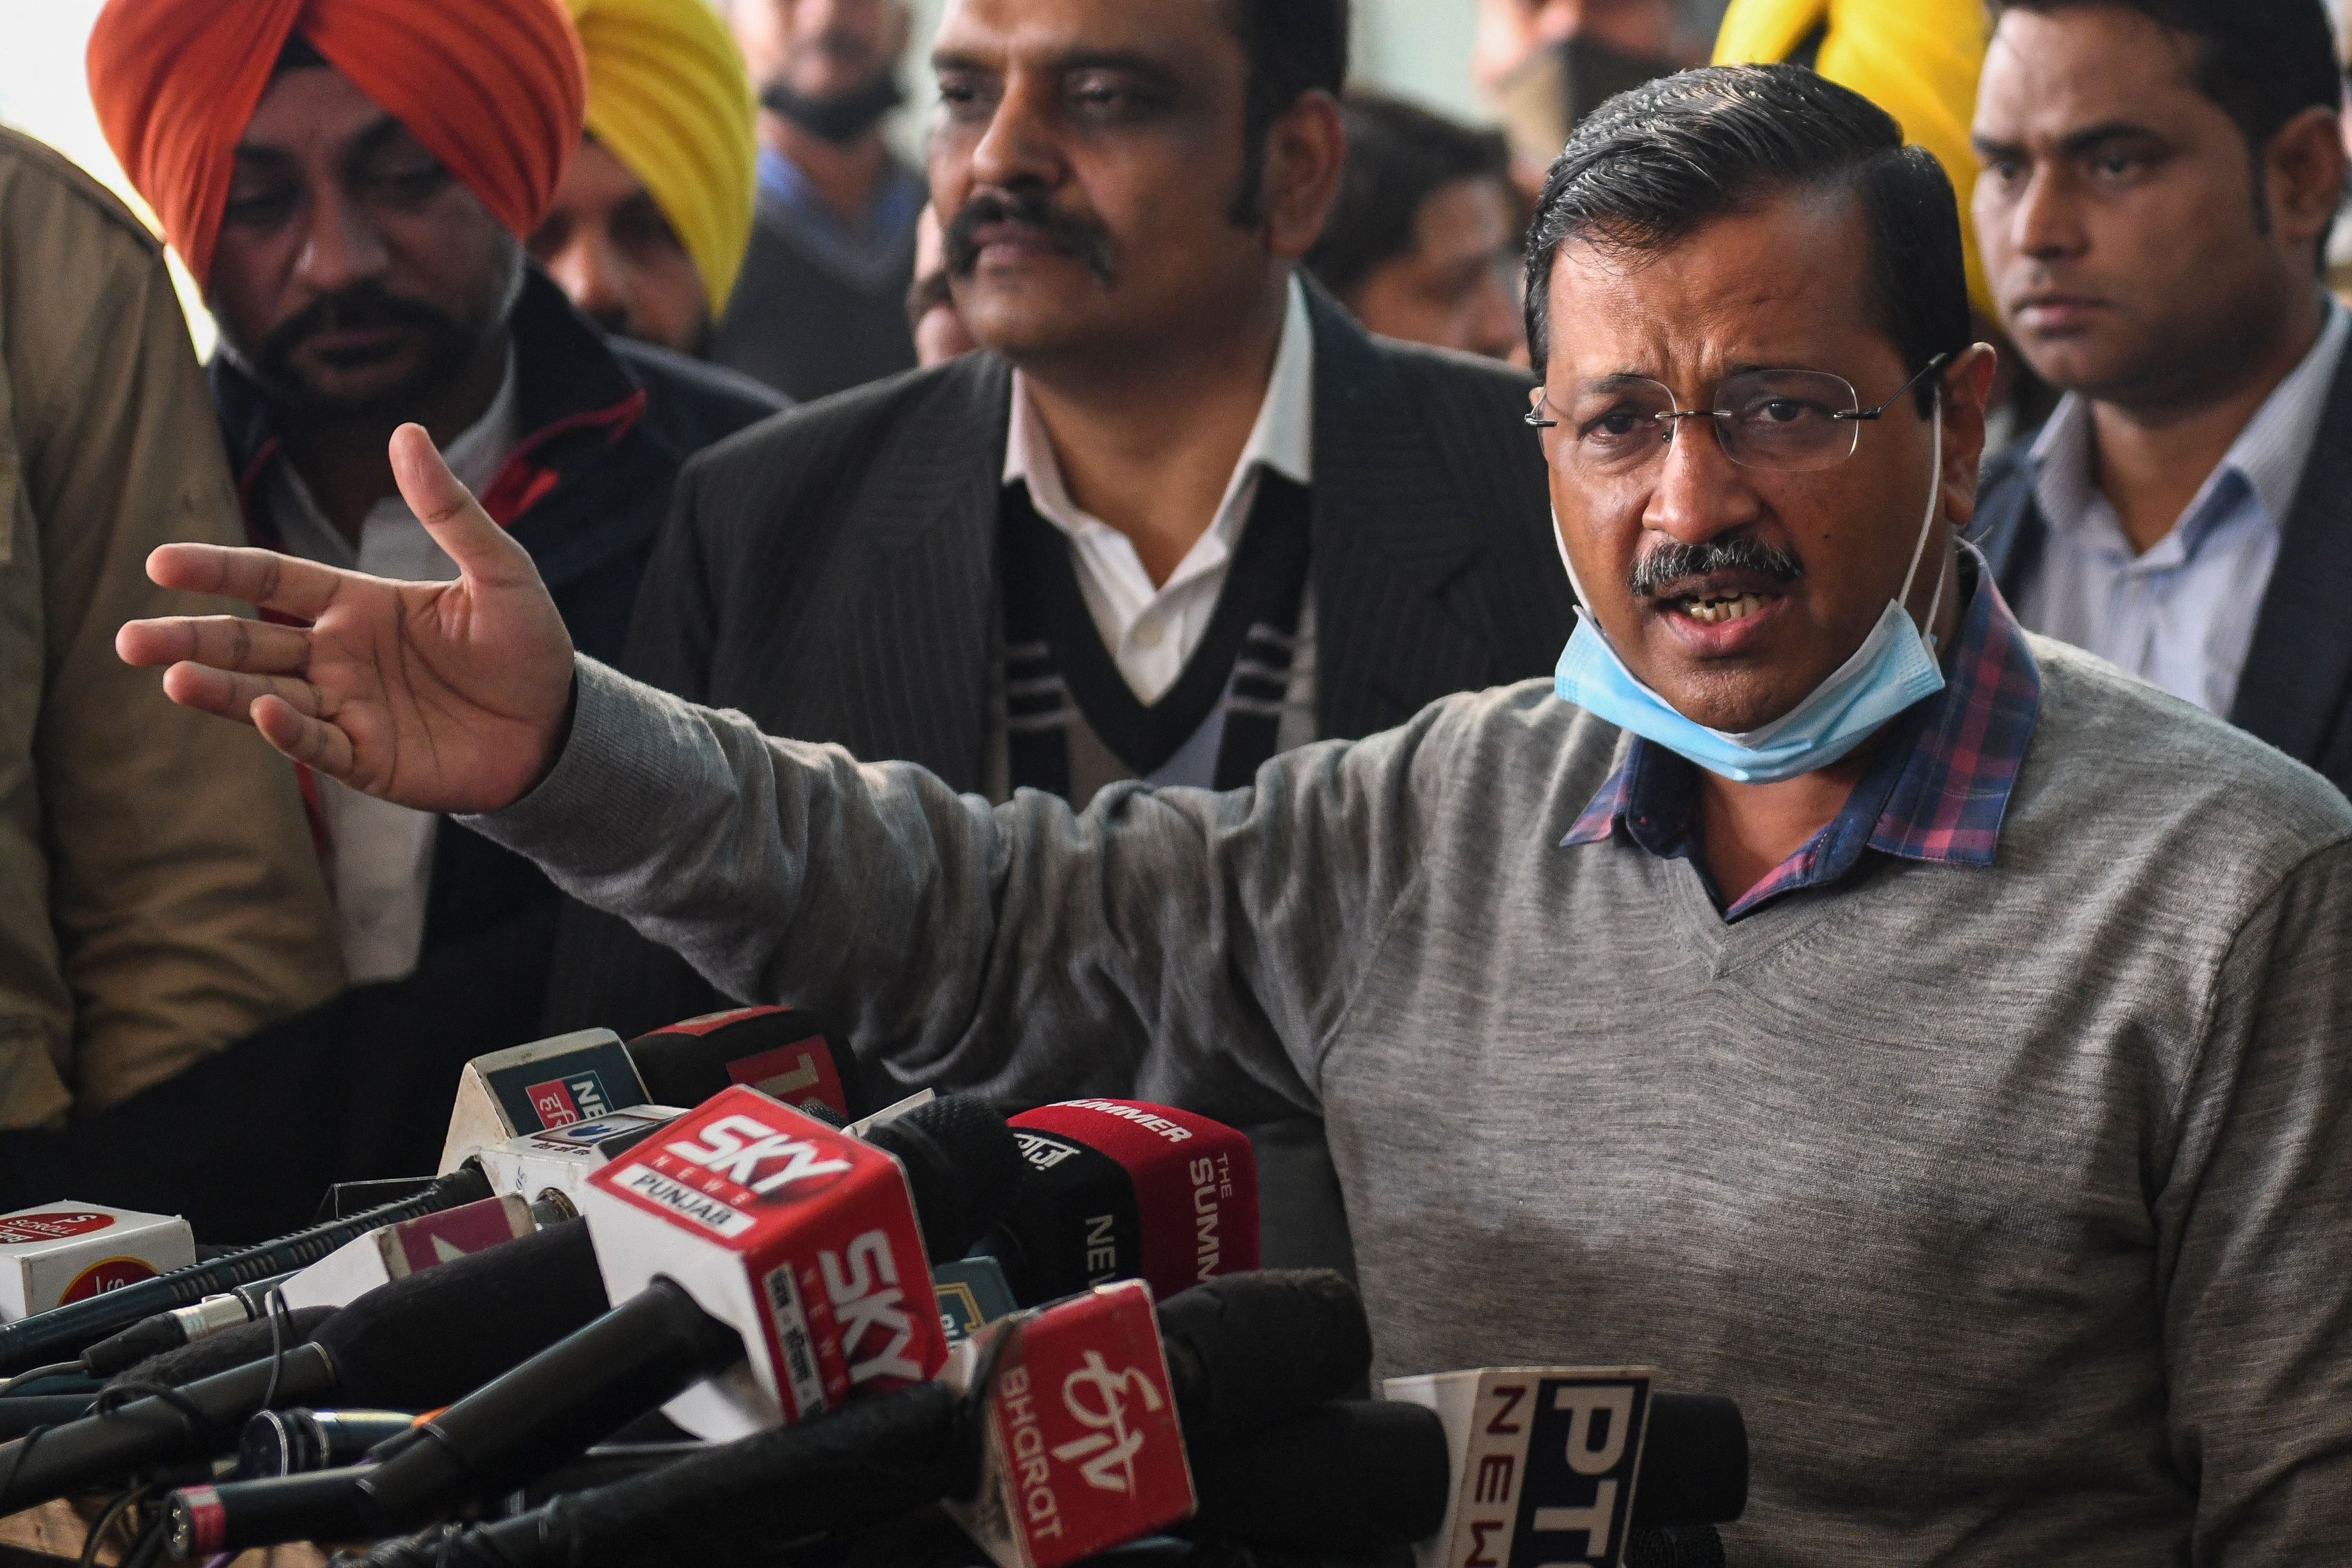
left=458, top=655, right=690, bottom=876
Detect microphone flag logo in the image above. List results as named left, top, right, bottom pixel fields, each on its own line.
left=945, top=1278, right=1195, bottom=1568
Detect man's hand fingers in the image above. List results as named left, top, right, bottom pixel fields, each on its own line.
left=147, top=542, right=346, bottom=622
left=161, top=662, right=323, bottom=724
left=389, top=424, right=540, bottom=589
left=118, top=615, right=309, bottom=675
left=252, top=694, right=357, bottom=779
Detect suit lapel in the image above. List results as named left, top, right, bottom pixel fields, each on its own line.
left=2229, top=350, right=2352, bottom=761
left=1303, top=286, right=1501, bottom=739
left=781, top=355, right=1011, bottom=789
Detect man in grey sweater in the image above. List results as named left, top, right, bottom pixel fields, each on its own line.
left=118, top=63, right=2352, bottom=1566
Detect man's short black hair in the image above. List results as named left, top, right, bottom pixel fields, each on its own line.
left=1989, top=0, right=2340, bottom=166
left=1226, top=0, right=1349, bottom=225
left=1305, top=92, right=1514, bottom=301
left=1523, top=63, right=1970, bottom=411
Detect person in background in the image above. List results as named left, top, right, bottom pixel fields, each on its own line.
left=531, top=0, right=760, bottom=358
left=1968, top=0, right=2352, bottom=795
left=0, top=127, right=340, bottom=1131
left=1473, top=0, right=1696, bottom=195
left=906, top=204, right=976, bottom=367
left=1713, top=0, right=2054, bottom=463
left=84, top=0, right=784, bottom=1175
left=540, top=0, right=1570, bottom=1280
left=1304, top=91, right=1525, bottom=363
left=713, top=0, right=925, bottom=400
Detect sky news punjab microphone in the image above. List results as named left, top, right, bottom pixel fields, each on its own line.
left=344, top=1269, right=1375, bottom=1568
left=163, top=1087, right=1029, bottom=1554
left=984, top=1100, right=1260, bottom=1306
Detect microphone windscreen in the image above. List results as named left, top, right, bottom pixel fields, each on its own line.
left=1156, top=1270, right=1370, bottom=1445
left=863, top=1098, right=1026, bottom=1263
left=1625, top=1525, right=1727, bottom=1568
left=318, top=1219, right=608, bottom=1409
left=1187, top=1400, right=1452, bottom=1552
left=110, top=1308, right=336, bottom=1389
left=1633, top=1395, right=1747, bottom=1527
left=624, top=1008, right=858, bottom=1120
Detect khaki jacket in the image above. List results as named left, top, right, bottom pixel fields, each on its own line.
left=0, top=126, right=342, bottom=1125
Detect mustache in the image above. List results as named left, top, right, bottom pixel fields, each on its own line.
left=255, top=281, right=460, bottom=367
left=1629, top=536, right=1805, bottom=598
left=943, top=189, right=1117, bottom=285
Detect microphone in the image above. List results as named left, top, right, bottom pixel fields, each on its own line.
left=0, top=1164, right=495, bottom=1377
left=343, top=1269, right=1370, bottom=1568
left=1382, top=1368, right=1748, bottom=1568
left=237, top=1409, right=421, bottom=1477
left=165, top=1093, right=1030, bottom=1551
left=574, top=1085, right=1007, bottom=1441
left=276, top=1192, right=538, bottom=1310
left=437, top=1029, right=654, bottom=1174
left=983, top=1101, right=1259, bottom=1306
left=624, top=1006, right=862, bottom=1122
left=0, top=1217, right=608, bottom=1511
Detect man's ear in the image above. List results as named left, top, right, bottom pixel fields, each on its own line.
left=1941, top=342, right=2001, bottom=533
left=1258, top=89, right=1346, bottom=260
left=2265, top=105, right=2347, bottom=259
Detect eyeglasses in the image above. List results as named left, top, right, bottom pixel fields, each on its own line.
left=1525, top=353, right=1951, bottom=477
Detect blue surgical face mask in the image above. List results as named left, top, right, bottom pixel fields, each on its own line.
left=1551, top=396, right=1949, bottom=785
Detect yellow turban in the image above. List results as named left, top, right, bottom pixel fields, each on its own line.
left=565, top=0, right=757, bottom=315
left=1714, top=0, right=1994, bottom=322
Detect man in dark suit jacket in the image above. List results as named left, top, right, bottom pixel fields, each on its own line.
left=1968, top=0, right=2352, bottom=796
left=544, top=0, right=1572, bottom=1275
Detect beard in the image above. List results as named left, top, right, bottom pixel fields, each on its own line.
left=217, top=242, right=521, bottom=420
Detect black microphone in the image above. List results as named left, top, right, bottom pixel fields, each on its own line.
left=170, top=1097, right=1030, bottom=1552
left=0, top=1218, right=607, bottom=1511
left=0, top=1165, right=494, bottom=1376
left=344, top=1270, right=1373, bottom=1568
left=983, top=1101, right=1260, bottom=1307
left=624, top=1006, right=865, bottom=1121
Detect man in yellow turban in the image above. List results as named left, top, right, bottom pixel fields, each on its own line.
left=1714, top=0, right=1995, bottom=323
left=532, top=0, right=758, bottom=357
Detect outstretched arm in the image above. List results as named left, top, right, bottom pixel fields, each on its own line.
left=116, top=424, right=575, bottom=814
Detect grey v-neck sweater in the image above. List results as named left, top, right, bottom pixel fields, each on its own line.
left=475, top=642, right=2352, bottom=1566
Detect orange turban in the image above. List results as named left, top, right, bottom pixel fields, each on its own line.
left=88, top=0, right=587, bottom=287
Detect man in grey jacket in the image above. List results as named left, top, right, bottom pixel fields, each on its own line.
left=119, top=65, right=2352, bottom=1565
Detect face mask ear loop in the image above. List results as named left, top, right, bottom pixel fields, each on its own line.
left=1897, top=389, right=1947, bottom=650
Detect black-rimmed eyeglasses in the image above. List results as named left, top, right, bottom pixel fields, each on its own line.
left=1525, top=353, right=1951, bottom=476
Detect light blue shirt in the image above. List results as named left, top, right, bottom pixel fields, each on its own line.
left=755, top=146, right=923, bottom=295
left=2015, top=299, right=2349, bottom=715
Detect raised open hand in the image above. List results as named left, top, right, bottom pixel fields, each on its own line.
left=116, top=424, right=576, bottom=815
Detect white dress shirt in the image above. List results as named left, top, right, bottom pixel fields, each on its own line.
left=2016, top=300, right=2348, bottom=715
left=267, top=352, right=519, bottom=983
left=1003, top=274, right=1314, bottom=706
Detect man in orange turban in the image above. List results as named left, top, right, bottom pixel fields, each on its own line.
left=83, top=0, right=781, bottom=1136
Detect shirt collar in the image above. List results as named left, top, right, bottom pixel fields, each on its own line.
left=2029, top=295, right=2349, bottom=557
left=1004, top=270, right=1315, bottom=540
left=268, top=344, right=520, bottom=568
left=1562, top=551, right=2043, bottom=920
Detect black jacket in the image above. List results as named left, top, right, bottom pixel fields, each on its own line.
left=1971, top=347, right=2352, bottom=800
left=544, top=282, right=1574, bottom=1043
left=216, top=270, right=787, bottom=957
